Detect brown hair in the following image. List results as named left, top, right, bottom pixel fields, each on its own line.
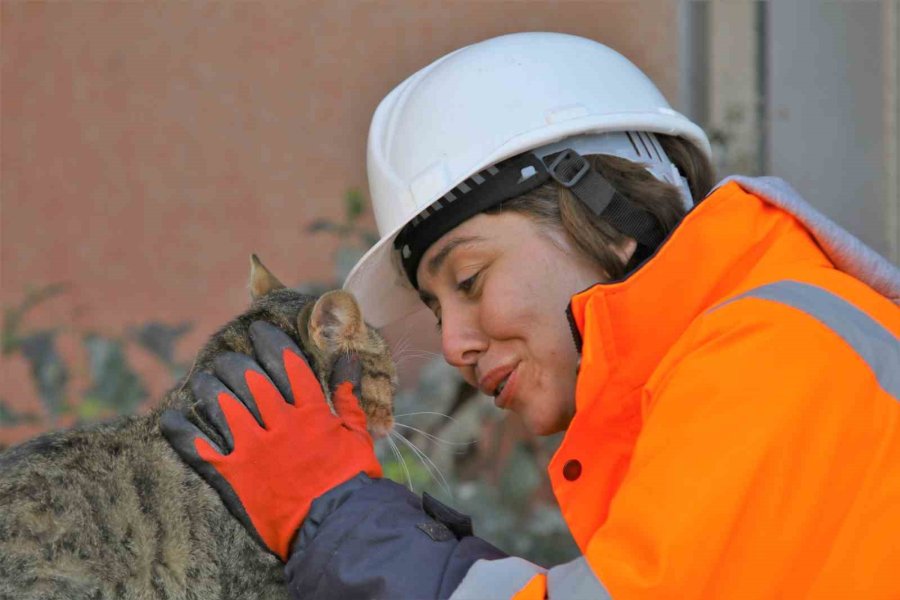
left=487, top=134, right=716, bottom=280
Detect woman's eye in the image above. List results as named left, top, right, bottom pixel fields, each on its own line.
left=457, top=272, right=479, bottom=294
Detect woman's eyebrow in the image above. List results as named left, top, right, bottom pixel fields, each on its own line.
left=425, top=235, right=485, bottom=277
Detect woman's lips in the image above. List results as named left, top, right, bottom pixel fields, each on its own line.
left=479, top=364, right=512, bottom=395
left=493, top=365, right=518, bottom=409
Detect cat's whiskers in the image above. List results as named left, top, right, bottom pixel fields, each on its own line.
left=392, top=431, right=452, bottom=498
left=390, top=332, right=444, bottom=364
left=393, top=411, right=460, bottom=423
left=393, top=357, right=422, bottom=368
left=391, top=333, right=412, bottom=358
left=393, top=349, right=444, bottom=362
left=390, top=334, right=417, bottom=365
left=386, top=435, right=413, bottom=491
left=392, top=422, right=475, bottom=450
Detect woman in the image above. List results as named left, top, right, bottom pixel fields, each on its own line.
left=162, top=33, right=900, bottom=598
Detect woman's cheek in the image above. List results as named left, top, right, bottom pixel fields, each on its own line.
left=479, top=283, right=515, bottom=332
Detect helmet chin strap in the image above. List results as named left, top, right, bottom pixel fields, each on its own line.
left=539, top=148, right=666, bottom=273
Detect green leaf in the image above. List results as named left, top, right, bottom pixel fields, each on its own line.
left=2, top=282, right=68, bottom=355
left=129, top=321, right=191, bottom=373
left=19, top=330, right=68, bottom=418
left=307, top=219, right=339, bottom=233
left=0, top=399, right=40, bottom=426
left=83, top=334, right=147, bottom=415
left=76, top=396, right=109, bottom=421
left=344, top=188, right=365, bottom=223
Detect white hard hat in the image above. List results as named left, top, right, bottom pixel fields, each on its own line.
left=344, top=32, right=710, bottom=340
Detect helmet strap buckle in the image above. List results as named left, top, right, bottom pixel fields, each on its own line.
left=546, top=149, right=591, bottom=188
left=543, top=149, right=616, bottom=217
left=542, top=147, right=666, bottom=274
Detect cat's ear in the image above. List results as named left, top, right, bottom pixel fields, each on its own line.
left=249, top=254, right=286, bottom=300
left=307, top=290, right=365, bottom=349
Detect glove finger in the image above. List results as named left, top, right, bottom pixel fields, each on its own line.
left=160, top=407, right=225, bottom=463
left=332, top=381, right=369, bottom=434
left=159, top=409, right=273, bottom=557
left=282, top=348, right=327, bottom=409
left=190, top=372, right=236, bottom=454
left=248, top=321, right=303, bottom=405
left=212, top=352, right=269, bottom=427
left=329, top=353, right=362, bottom=399
left=249, top=320, right=322, bottom=408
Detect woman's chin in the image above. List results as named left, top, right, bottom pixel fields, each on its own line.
left=519, top=407, right=572, bottom=437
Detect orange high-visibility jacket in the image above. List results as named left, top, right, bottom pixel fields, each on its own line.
left=450, top=177, right=900, bottom=599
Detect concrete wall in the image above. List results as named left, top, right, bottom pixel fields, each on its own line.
left=683, top=0, right=898, bottom=260
left=767, top=0, right=894, bottom=258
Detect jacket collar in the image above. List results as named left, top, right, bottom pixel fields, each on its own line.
left=552, top=180, right=833, bottom=549
left=566, top=180, right=832, bottom=411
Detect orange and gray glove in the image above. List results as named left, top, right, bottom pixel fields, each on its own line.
left=160, top=321, right=382, bottom=561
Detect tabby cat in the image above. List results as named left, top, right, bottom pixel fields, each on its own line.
left=0, top=255, right=397, bottom=599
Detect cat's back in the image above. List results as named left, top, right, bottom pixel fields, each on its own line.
left=0, top=415, right=286, bottom=600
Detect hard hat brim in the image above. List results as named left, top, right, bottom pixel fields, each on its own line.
left=343, top=221, right=427, bottom=330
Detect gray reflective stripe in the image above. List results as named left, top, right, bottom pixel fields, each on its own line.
left=449, top=557, right=544, bottom=600
left=449, top=556, right=612, bottom=600
left=719, top=280, right=900, bottom=400
left=547, top=556, right=611, bottom=600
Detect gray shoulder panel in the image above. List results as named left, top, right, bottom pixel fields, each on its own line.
left=449, top=557, right=544, bottom=599
left=547, top=556, right=612, bottom=600
left=721, top=280, right=899, bottom=400
left=449, top=555, right=613, bottom=599
left=720, top=176, right=900, bottom=304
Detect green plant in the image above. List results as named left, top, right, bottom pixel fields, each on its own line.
left=305, top=187, right=380, bottom=289
left=1, top=284, right=192, bottom=430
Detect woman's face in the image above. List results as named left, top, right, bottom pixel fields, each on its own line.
left=416, top=211, right=607, bottom=435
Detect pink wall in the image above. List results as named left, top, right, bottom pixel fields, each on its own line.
left=1, top=1, right=680, bottom=444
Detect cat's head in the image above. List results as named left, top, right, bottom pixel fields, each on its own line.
left=249, top=255, right=396, bottom=439
left=183, top=255, right=396, bottom=440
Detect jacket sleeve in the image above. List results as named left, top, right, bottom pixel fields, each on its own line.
left=284, top=473, right=509, bottom=599
left=285, top=473, right=616, bottom=600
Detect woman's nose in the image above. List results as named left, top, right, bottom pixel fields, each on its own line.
left=440, top=306, right=486, bottom=370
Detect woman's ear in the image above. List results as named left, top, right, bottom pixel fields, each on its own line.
left=613, top=237, right=638, bottom=266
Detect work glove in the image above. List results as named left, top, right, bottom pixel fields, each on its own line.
left=160, top=320, right=382, bottom=561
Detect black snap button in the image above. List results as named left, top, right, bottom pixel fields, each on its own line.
left=563, top=459, right=582, bottom=481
